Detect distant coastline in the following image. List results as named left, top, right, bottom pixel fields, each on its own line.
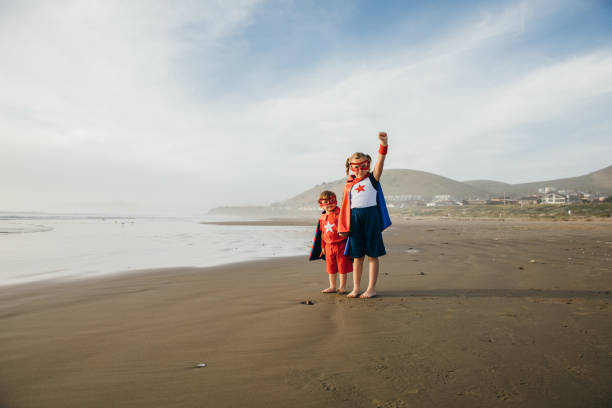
left=209, top=203, right=612, bottom=220
left=210, top=164, right=612, bottom=219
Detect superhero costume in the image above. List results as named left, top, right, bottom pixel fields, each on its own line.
left=309, top=207, right=352, bottom=274
left=338, top=172, right=391, bottom=257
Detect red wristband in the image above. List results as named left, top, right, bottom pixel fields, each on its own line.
left=379, top=144, right=388, bottom=155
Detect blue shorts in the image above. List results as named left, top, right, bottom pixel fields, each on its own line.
left=346, top=206, right=386, bottom=258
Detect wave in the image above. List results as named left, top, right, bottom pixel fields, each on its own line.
left=0, top=223, right=54, bottom=234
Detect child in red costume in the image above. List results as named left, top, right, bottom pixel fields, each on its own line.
left=338, top=132, right=390, bottom=299
left=310, top=191, right=353, bottom=293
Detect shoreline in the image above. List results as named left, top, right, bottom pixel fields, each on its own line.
left=1, top=219, right=611, bottom=407
left=203, top=215, right=612, bottom=227
left=5, top=216, right=609, bottom=291
left=201, top=217, right=315, bottom=226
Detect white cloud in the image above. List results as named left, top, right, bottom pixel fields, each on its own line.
left=226, top=0, right=612, bottom=186
left=0, top=1, right=263, bottom=212
left=1, top=0, right=610, bottom=213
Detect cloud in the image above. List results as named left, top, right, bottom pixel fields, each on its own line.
left=225, top=1, right=612, bottom=184
left=1, top=0, right=611, bottom=212
left=0, top=0, right=259, bottom=155
left=0, top=0, right=262, bottom=212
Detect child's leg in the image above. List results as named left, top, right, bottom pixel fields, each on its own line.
left=338, top=273, right=348, bottom=293
left=322, top=273, right=337, bottom=293
left=347, top=256, right=365, bottom=298
left=359, top=257, right=378, bottom=298
left=322, top=244, right=338, bottom=293
left=336, top=245, right=352, bottom=294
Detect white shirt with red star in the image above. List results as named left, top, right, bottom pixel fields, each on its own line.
left=350, top=176, right=377, bottom=208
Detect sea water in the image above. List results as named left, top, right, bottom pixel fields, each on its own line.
left=0, top=213, right=314, bottom=287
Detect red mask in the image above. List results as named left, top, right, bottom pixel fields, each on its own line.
left=318, top=197, right=337, bottom=207
left=349, top=159, right=370, bottom=171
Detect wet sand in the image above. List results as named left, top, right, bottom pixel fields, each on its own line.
left=1, top=219, right=611, bottom=407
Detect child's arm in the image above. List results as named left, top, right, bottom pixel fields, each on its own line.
left=372, top=131, right=388, bottom=181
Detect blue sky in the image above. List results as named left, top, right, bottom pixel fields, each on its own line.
left=1, top=0, right=611, bottom=213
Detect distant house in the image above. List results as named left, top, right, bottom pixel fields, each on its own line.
left=538, top=186, right=557, bottom=194
left=566, top=194, right=581, bottom=204
left=433, top=194, right=452, bottom=202
left=386, top=194, right=425, bottom=202
left=487, top=197, right=516, bottom=205
left=541, top=193, right=567, bottom=204
left=396, top=201, right=427, bottom=208
left=464, top=199, right=487, bottom=205
left=385, top=194, right=426, bottom=207
left=426, top=200, right=462, bottom=207
left=518, top=196, right=540, bottom=205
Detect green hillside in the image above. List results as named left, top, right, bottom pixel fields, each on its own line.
left=276, top=169, right=489, bottom=208
left=465, top=165, right=612, bottom=197
left=278, top=165, right=612, bottom=209
left=211, top=165, right=612, bottom=214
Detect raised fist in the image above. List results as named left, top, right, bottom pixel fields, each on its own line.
left=378, top=131, right=388, bottom=145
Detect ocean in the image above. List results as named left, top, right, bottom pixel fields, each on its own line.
left=0, top=212, right=314, bottom=287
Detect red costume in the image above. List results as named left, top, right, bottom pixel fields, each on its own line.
left=310, top=207, right=353, bottom=274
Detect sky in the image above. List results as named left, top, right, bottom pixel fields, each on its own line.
left=1, top=0, right=611, bottom=214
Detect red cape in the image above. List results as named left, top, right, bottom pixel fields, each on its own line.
left=338, top=174, right=366, bottom=233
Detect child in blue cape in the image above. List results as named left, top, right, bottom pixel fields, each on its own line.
left=338, top=132, right=391, bottom=298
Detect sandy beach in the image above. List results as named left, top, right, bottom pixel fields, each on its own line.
left=1, top=218, right=611, bottom=407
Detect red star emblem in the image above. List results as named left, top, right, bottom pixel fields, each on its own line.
left=356, top=184, right=365, bottom=193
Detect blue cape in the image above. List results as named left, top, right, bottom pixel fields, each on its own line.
left=344, top=173, right=392, bottom=256
left=309, top=211, right=326, bottom=261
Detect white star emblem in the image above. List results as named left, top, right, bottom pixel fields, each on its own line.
left=324, top=222, right=335, bottom=233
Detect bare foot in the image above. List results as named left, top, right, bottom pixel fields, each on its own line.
left=337, top=287, right=347, bottom=294
left=359, top=290, right=377, bottom=299
left=347, top=290, right=360, bottom=298
left=321, top=287, right=337, bottom=293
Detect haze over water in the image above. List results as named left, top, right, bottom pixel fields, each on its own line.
left=0, top=213, right=312, bottom=287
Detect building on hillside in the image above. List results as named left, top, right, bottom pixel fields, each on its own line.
left=426, top=195, right=462, bottom=207
left=518, top=196, right=540, bottom=206
left=433, top=194, right=452, bottom=202
left=396, top=201, right=427, bottom=208
left=386, top=194, right=425, bottom=202
left=541, top=193, right=567, bottom=204
left=577, top=193, right=608, bottom=202
left=385, top=194, right=427, bottom=207
left=426, top=199, right=462, bottom=207
left=487, top=197, right=517, bottom=205
left=464, top=199, right=487, bottom=205
left=538, top=186, right=557, bottom=194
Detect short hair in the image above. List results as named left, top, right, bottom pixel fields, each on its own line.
left=318, top=190, right=336, bottom=200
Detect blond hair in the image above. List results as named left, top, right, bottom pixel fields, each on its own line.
left=318, top=190, right=336, bottom=201
left=345, top=152, right=372, bottom=175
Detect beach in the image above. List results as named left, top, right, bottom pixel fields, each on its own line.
left=1, top=218, right=611, bottom=407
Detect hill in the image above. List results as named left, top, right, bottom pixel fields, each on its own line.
left=464, top=165, right=612, bottom=197
left=210, top=165, right=612, bottom=214
left=275, top=169, right=489, bottom=209
left=277, top=165, right=612, bottom=209
left=461, top=180, right=513, bottom=195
